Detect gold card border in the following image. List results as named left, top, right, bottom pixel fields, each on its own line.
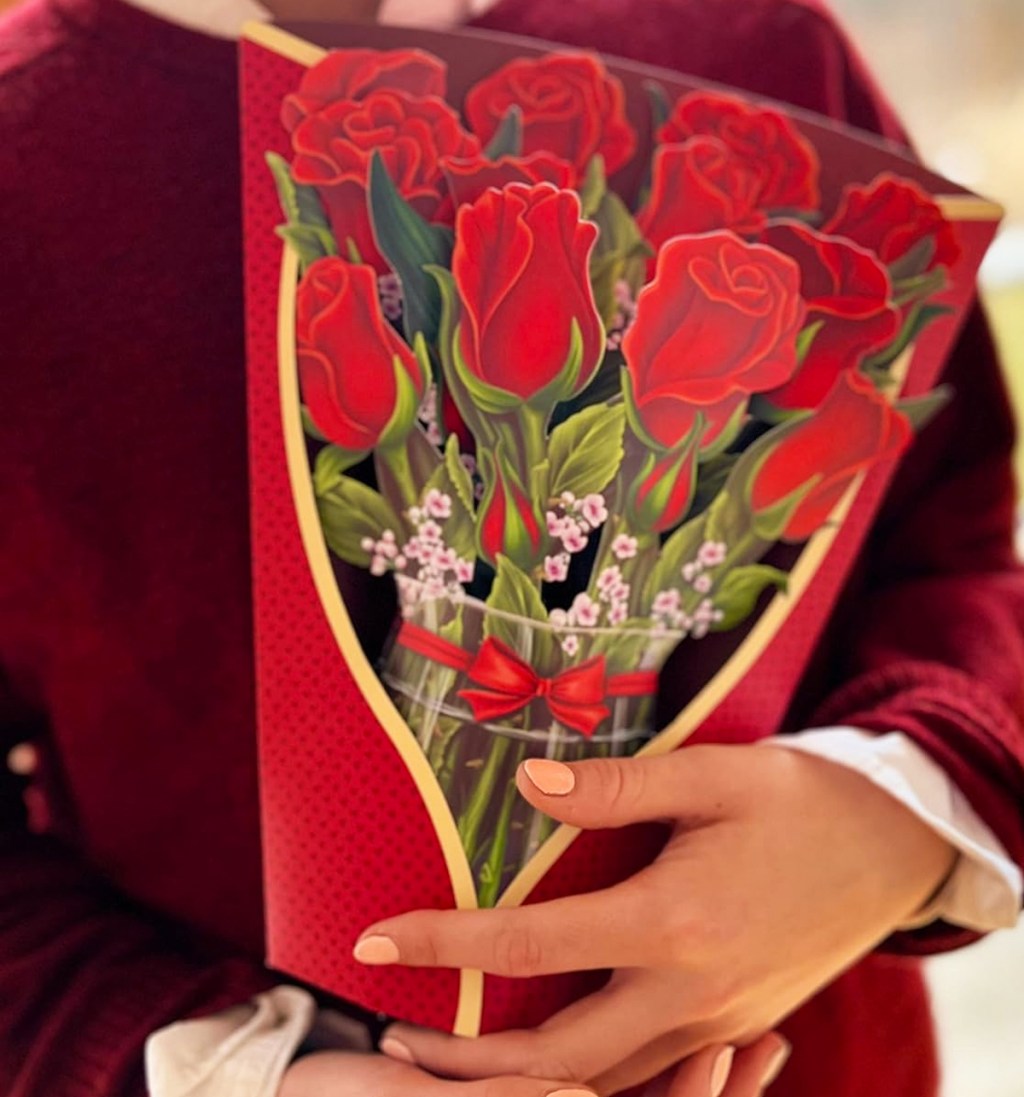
left=277, top=248, right=484, bottom=1036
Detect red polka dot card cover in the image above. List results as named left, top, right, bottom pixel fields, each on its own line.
left=239, top=20, right=1001, bottom=1035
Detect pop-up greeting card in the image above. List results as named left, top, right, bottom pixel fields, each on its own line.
left=240, top=20, right=1001, bottom=1037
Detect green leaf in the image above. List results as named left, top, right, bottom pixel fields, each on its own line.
left=644, top=80, right=672, bottom=136
left=580, top=154, right=607, bottom=219
left=642, top=512, right=707, bottom=606
left=368, top=150, right=454, bottom=345
left=894, top=384, right=953, bottom=432
left=316, top=475, right=404, bottom=567
left=266, top=151, right=329, bottom=229
left=711, top=564, right=789, bottom=631
left=484, top=105, right=523, bottom=159
left=275, top=223, right=337, bottom=272
left=485, top=556, right=555, bottom=668
left=313, top=444, right=368, bottom=496
left=547, top=403, right=627, bottom=500
left=444, top=433, right=476, bottom=512
left=589, top=189, right=650, bottom=323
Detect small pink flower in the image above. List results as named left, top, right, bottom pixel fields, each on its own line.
left=549, top=608, right=569, bottom=628
left=419, top=520, right=443, bottom=544
left=652, top=589, right=680, bottom=617
left=546, top=510, right=568, bottom=537
left=597, top=565, right=622, bottom=594
left=455, top=558, right=475, bottom=583
left=609, top=581, right=630, bottom=604
left=376, top=538, right=398, bottom=559
left=611, top=534, right=638, bottom=560
left=563, top=524, right=589, bottom=554
left=424, top=489, right=452, bottom=519
left=561, top=634, right=580, bottom=656
left=544, top=553, right=571, bottom=583
left=394, top=554, right=407, bottom=570
left=693, top=574, right=712, bottom=594
left=433, top=546, right=458, bottom=570
left=579, top=493, right=609, bottom=527
left=360, top=536, right=376, bottom=553
left=608, top=602, right=628, bottom=625
left=370, top=555, right=389, bottom=577
left=381, top=530, right=396, bottom=543
left=423, top=576, right=447, bottom=600
left=570, top=592, right=600, bottom=627
left=681, top=562, right=700, bottom=583
left=697, top=541, right=728, bottom=567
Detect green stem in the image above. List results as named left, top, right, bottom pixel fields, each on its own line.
left=477, top=740, right=528, bottom=908
left=376, top=440, right=419, bottom=515
left=457, top=734, right=511, bottom=864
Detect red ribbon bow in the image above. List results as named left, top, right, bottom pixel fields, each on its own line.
left=395, top=622, right=658, bottom=738
left=459, top=637, right=611, bottom=736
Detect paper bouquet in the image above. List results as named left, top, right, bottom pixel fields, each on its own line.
left=240, top=21, right=1000, bottom=1035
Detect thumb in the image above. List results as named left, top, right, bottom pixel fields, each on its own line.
left=515, top=746, right=736, bottom=830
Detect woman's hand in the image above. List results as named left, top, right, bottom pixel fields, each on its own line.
left=353, top=745, right=956, bottom=1094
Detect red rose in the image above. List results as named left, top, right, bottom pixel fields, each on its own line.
left=823, top=173, right=960, bottom=275
left=290, top=91, right=480, bottom=272
left=621, top=232, right=805, bottom=450
left=477, top=445, right=545, bottom=570
left=659, top=91, right=820, bottom=213
left=760, top=221, right=900, bottom=411
left=750, top=371, right=912, bottom=541
left=451, top=184, right=604, bottom=407
left=281, top=48, right=447, bottom=133
left=465, top=53, right=636, bottom=182
left=297, top=257, right=427, bottom=453
left=434, top=151, right=574, bottom=225
left=637, top=138, right=765, bottom=264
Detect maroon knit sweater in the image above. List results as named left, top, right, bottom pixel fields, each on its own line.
left=1, top=1, right=1022, bottom=1095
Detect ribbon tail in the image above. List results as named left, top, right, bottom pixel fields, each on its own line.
left=546, top=698, right=610, bottom=738
left=458, top=687, right=531, bottom=725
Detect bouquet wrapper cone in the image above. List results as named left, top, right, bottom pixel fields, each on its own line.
left=240, top=20, right=1001, bottom=1035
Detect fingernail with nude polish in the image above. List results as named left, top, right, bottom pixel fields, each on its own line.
left=379, top=1035, right=415, bottom=1064
left=522, top=758, right=576, bottom=796
left=761, top=1042, right=791, bottom=1087
left=352, top=934, right=400, bottom=965
left=710, top=1046, right=735, bottom=1097
left=546, top=1089, right=595, bottom=1097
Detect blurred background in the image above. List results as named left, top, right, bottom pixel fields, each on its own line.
left=828, top=4, right=1024, bottom=1095
left=0, top=0, right=1021, bottom=1092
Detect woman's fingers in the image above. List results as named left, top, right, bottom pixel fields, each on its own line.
left=382, top=978, right=670, bottom=1083
left=715, top=1035, right=791, bottom=1095
left=355, top=880, right=659, bottom=976
left=279, top=1051, right=598, bottom=1097
left=514, top=749, right=735, bottom=832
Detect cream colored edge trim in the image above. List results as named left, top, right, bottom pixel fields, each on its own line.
left=242, top=21, right=328, bottom=66
left=936, top=195, right=1005, bottom=222
left=277, top=248, right=483, bottom=1037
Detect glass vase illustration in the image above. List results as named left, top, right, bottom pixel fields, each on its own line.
left=380, top=585, right=682, bottom=905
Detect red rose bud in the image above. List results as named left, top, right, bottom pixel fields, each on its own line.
left=434, top=151, right=575, bottom=225
left=659, top=91, right=820, bottom=212
left=625, top=429, right=701, bottom=534
left=451, top=184, right=604, bottom=410
left=297, top=257, right=427, bottom=453
left=281, top=48, right=447, bottom=133
left=465, top=53, right=636, bottom=182
left=824, top=173, right=960, bottom=276
left=638, top=138, right=767, bottom=262
left=476, top=445, right=545, bottom=570
left=290, top=91, right=480, bottom=272
left=621, top=232, right=805, bottom=450
left=749, top=371, right=912, bottom=542
left=759, top=221, right=900, bottom=411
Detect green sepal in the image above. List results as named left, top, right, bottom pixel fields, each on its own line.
left=313, top=443, right=368, bottom=496
left=589, top=188, right=651, bottom=324
left=795, top=320, right=825, bottom=366
left=485, top=555, right=555, bottom=670
left=266, top=151, right=330, bottom=229
left=316, top=475, right=403, bottom=568
left=892, top=267, right=947, bottom=309
left=378, top=352, right=426, bottom=449
left=580, top=154, right=607, bottom=219
left=551, top=349, right=625, bottom=425
left=301, top=405, right=327, bottom=441
left=524, top=318, right=589, bottom=415
left=275, top=223, right=337, bottom=272
left=547, top=402, right=627, bottom=500
left=698, top=398, right=749, bottom=460
left=443, top=433, right=476, bottom=513
left=621, top=366, right=668, bottom=452
left=625, top=422, right=701, bottom=534
left=887, top=236, right=936, bottom=282
left=751, top=478, right=819, bottom=542
left=476, top=444, right=545, bottom=573
left=894, top=384, right=953, bottom=432
left=644, top=79, right=672, bottom=136
left=864, top=302, right=953, bottom=372
left=368, top=149, right=454, bottom=344
left=484, top=105, right=523, bottom=159
left=710, top=564, right=789, bottom=631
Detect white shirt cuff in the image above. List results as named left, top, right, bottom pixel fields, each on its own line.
left=145, top=986, right=317, bottom=1097
left=764, top=727, right=1022, bottom=933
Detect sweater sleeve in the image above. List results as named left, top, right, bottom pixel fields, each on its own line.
left=0, top=698, right=274, bottom=1097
